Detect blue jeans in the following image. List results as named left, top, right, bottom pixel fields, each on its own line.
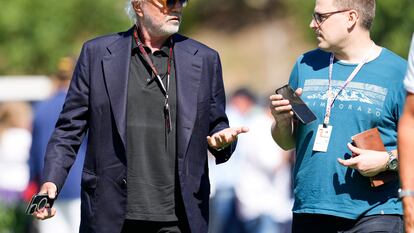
left=243, top=214, right=292, bottom=233
left=209, top=188, right=244, bottom=233
left=292, top=213, right=402, bottom=233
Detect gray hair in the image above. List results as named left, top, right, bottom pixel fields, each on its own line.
left=334, top=0, right=376, bottom=30
left=125, top=0, right=142, bottom=23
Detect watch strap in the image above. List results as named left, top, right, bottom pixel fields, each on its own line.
left=386, top=150, right=398, bottom=171
left=399, top=189, right=414, bottom=198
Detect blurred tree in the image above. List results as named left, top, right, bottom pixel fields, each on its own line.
left=182, top=0, right=284, bottom=32
left=0, top=0, right=412, bottom=75
left=0, top=0, right=131, bottom=75
left=0, top=0, right=287, bottom=75
left=372, top=0, right=414, bottom=57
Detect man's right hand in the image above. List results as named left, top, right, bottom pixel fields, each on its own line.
left=33, top=182, right=57, bottom=220
left=269, top=88, right=303, bottom=121
left=269, top=87, right=302, bottom=150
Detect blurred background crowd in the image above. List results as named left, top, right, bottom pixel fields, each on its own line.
left=0, top=0, right=413, bottom=232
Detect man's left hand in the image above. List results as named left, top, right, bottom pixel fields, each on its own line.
left=207, top=127, right=249, bottom=151
left=337, top=143, right=388, bottom=177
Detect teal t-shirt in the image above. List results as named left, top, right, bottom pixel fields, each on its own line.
left=289, top=48, right=407, bottom=219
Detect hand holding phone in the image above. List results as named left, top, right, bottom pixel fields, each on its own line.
left=25, top=193, right=55, bottom=215
left=275, top=85, right=317, bottom=124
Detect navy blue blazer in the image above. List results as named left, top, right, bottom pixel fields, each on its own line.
left=42, top=27, right=236, bottom=233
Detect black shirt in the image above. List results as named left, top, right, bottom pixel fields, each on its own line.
left=125, top=36, right=178, bottom=222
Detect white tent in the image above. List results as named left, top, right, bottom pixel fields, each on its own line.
left=0, top=76, right=53, bottom=101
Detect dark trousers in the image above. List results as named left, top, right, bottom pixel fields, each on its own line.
left=121, top=220, right=190, bottom=233
left=292, top=213, right=403, bottom=233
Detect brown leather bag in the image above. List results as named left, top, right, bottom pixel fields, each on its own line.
left=351, top=127, right=398, bottom=187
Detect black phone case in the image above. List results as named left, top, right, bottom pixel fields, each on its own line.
left=25, top=193, right=55, bottom=215
left=275, top=84, right=317, bottom=124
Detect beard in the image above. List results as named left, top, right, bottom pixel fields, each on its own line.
left=142, top=12, right=181, bottom=37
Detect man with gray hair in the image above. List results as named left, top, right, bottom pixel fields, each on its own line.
left=270, top=0, right=406, bottom=232
left=32, top=0, right=248, bottom=232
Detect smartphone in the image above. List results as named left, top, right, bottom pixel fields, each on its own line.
left=275, top=84, right=317, bottom=124
left=25, top=193, right=55, bottom=215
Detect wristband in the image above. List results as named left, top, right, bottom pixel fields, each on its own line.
left=398, top=189, right=414, bottom=198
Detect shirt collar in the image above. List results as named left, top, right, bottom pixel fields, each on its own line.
left=131, top=35, right=171, bottom=56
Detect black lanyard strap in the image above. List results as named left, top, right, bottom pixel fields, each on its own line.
left=133, top=26, right=174, bottom=133
left=133, top=27, right=173, bottom=96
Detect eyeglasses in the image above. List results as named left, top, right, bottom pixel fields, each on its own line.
left=157, top=0, right=189, bottom=9
left=312, top=9, right=350, bottom=26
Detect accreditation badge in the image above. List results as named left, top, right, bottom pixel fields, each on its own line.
left=312, top=124, right=333, bottom=152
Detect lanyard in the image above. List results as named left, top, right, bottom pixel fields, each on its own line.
left=133, top=27, right=174, bottom=133
left=323, top=43, right=375, bottom=127
left=133, top=28, right=173, bottom=96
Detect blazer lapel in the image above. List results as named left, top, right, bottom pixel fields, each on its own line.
left=102, top=28, right=133, bottom=150
left=174, top=35, right=203, bottom=160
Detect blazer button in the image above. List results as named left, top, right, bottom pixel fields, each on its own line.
left=122, top=179, right=127, bottom=188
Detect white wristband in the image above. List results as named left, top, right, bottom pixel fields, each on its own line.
left=398, top=189, right=414, bottom=198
